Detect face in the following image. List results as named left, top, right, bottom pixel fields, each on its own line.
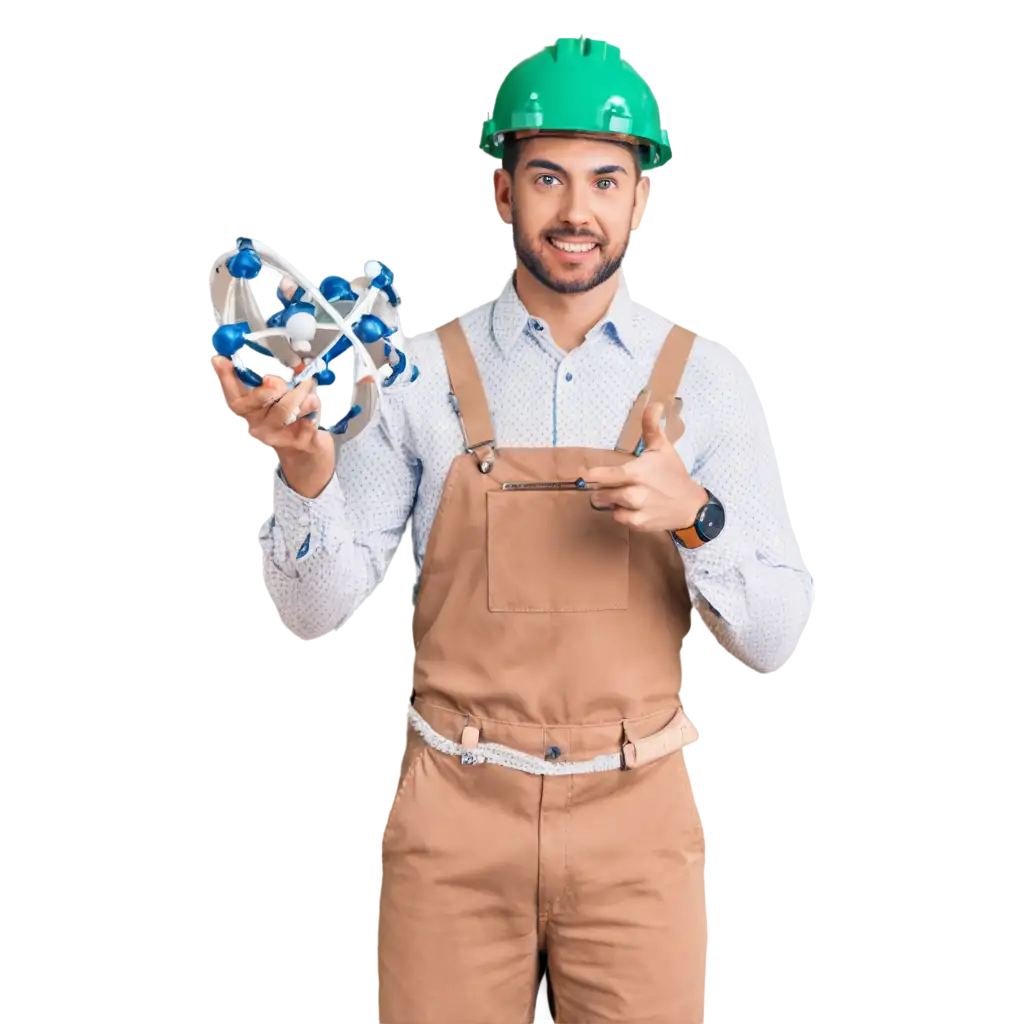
left=494, top=134, right=651, bottom=294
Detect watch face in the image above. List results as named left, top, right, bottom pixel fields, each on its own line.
left=696, top=502, right=725, bottom=541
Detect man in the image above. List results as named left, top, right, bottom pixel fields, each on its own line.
left=212, top=35, right=814, bottom=1024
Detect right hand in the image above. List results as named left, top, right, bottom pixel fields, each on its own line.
left=211, top=355, right=328, bottom=457
left=211, top=355, right=338, bottom=498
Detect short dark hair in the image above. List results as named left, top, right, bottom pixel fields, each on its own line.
left=501, top=133, right=644, bottom=179
left=500, top=134, right=526, bottom=177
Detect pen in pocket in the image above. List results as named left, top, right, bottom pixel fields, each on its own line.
left=500, top=477, right=598, bottom=491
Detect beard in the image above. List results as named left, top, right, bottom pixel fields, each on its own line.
left=511, top=199, right=628, bottom=294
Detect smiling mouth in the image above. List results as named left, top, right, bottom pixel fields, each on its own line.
left=547, top=236, right=599, bottom=253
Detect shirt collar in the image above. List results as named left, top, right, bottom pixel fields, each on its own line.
left=490, top=268, right=639, bottom=357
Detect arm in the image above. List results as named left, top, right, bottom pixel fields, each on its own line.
left=674, top=341, right=814, bottom=672
left=257, top=391, right=420, bottom=640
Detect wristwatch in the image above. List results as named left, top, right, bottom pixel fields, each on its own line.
left=671, top=487, right=726, bottom=549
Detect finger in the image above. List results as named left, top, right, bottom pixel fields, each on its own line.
left=211, top=355, right=248, bottom=406
left=587, top=463, right=637, bottom=488
left=611, top=506, right=641, bottom=528
left=286, top=376, right=321, bottom=425
left=223, top=385, right=284, bottom=432
left=214, top=360, right=289, bottom=419
left=268, top=373, right=320, bottom=428
left=222, top=368, right=286, bottom=415
left=611, top=506, right=658, bottom=530
left=247, top=381, right=320, bottom=444
left=640, top=401, right=668, bottom=452
left=263, top=414, right=322, bottom=453
left=233, top=372, right=289, bottom=418
left=250, top=391, right=322, bottom=448
left=590, top=487, right=621, bottom=510
left=614, top=485, right=645, bottom=510
left=590, top=485, right=644, bottom=511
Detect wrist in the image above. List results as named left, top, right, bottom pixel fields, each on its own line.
left=673, top=484, right=709, bottom=531
left=670, top=485, right=725, bottom=549
left=276, top=435, right=336, bottom=499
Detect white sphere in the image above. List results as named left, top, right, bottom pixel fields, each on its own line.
left=285, top=311, right=317, bottom=346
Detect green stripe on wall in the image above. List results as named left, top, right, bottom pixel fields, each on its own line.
left=606, top=32, right=1024, bottom=178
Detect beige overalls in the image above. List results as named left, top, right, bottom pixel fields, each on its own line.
left=378, top=317, right=707, bottom=1024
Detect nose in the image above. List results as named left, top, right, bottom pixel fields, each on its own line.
left=557, top=177, right=595, bottom=231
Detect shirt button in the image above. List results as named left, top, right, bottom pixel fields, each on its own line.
left=530, top=319, right=544, bottom=331
left=565, top=372, right=573, bottom=381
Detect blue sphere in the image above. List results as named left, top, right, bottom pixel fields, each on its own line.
left=226, top=249, right=261, bottom=279
left=353, top=314, right=388, bottom=344
left=321, top=275, right=358, bottom=302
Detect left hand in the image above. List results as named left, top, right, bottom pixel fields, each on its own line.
left=588, top=401, right=708, bottom=532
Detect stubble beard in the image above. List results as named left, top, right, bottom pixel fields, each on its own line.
left=511, top=198, right=629, bottom=295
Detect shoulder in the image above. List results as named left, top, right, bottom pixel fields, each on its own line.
left=627, top=295, right=755, bottom=394
left=686, top=334, right=753, bottom=392
left=630, top=297, right=763, bottom=434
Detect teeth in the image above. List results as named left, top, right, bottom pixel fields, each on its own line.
left=550, top=238, right=596, bottom=252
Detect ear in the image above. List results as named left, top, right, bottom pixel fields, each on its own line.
left=630, top=175, right=651, bottom=231
left=494, top=168, right=513, bottom=226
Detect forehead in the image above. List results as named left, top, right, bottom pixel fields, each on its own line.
left=516, top=133, right=636, bottom=173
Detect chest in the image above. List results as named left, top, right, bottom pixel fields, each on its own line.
left=406, top=319, right=700, bottom=568
left=476, top=340, right=657, bottom=448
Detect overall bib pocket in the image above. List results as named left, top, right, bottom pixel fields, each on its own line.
left=486, top=488, right=630, bottom=612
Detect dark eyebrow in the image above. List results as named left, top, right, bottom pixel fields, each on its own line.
left=525, top=159, right=568, bottom=174
left=524, top=159, right=628, bottom=177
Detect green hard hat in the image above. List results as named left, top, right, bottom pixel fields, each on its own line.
left=480, top=36, right=671, bottom=170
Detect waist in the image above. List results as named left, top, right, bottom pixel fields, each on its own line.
left=411, top=695, right=692, bottom=761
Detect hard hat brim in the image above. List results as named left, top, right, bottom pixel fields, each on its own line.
left=481, top=122, right=672, bottom=169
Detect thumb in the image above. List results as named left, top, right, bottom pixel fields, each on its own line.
left=640, top=401, right=668, bottom=452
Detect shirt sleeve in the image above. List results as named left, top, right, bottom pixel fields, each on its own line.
left=257, top=389, right=420, bottom=640
left=674, top=341, right=815, bottom=672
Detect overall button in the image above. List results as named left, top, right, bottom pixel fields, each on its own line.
left=545, top=745, right=562, bottom=761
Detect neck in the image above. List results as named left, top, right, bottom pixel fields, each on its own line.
left=513, top=262, right=620, bottom=353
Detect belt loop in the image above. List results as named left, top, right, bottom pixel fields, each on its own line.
left=620, top=715, right=635, bottom=770
left=460, top=712, right=480, bottom=761
left=620, top=707, right=690, bottom=770
left=461, top=725, right=480, bottom=749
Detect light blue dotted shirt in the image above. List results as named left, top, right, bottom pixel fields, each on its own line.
left=258, top=270, right=815, bottom=672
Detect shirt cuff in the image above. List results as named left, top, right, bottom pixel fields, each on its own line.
left=261, top=463, right=347, bottom=570
left=673, top=525, right=758, bottom=623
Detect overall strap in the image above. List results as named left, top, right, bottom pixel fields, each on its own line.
left=435, top=318, right=497, bottom=473
left=615, top=324, right=696, bottom=455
